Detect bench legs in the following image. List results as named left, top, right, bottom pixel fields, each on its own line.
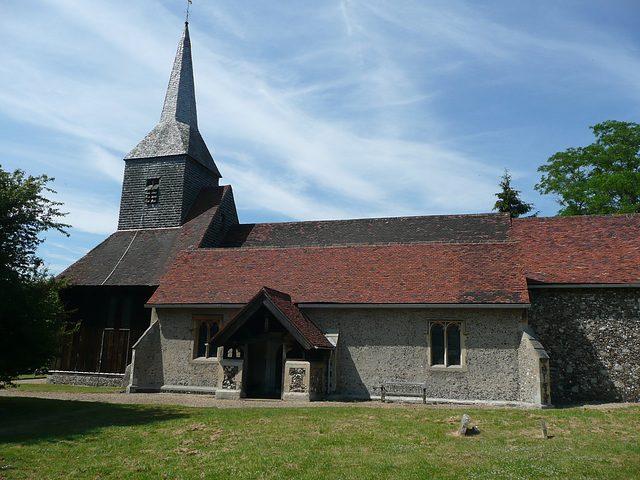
left=380, top=384, right=427, bottom=403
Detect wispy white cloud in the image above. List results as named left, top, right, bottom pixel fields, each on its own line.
left=55, top=191, right=119, bottom=236
left=87, top=145, right=124, bottom=184
left=1, top=0, right=639, bottom=273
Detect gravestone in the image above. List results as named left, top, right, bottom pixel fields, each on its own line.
left=458, top=414, right=470, bottom=436
left=540, top=419, right=548, bottom=439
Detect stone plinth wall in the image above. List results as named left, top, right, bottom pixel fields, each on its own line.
left=307, top=307, right=526, bottom=403
left=283, top=360, right=311, bottom=401
left=47, top=371, right=124, bottom=388
left=216, top=359, right=243, bottom=400
left=528, top=287, right=640, bottom=403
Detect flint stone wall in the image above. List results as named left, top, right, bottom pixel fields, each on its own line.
left=133, top=305, right=539, bottom=403
left=528, top=287, right=640, bottom=403
left=307, top=307, right=526, bottom=402
left=47, top=371, right=124, bottom=388
left=130, top=307, right=239, bottom=391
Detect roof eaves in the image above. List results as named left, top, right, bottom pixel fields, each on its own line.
left=145, top=303, right=246, bottom=309
left=527, top=283, right=640, bottom=289
left=299, top=303, right=531, bottom=309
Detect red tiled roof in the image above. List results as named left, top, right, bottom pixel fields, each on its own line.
left=211, top=287, right=334, bottom=349
left=511, top=214, right=640, bottom=285
left=60, top=186, right=232, bottom=286
left=264, top=287, right=334, bottom=348
left=148, top=241, right=529, bottom=305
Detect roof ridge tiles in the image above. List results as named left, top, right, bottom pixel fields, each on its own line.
left=236, top=211, right=509, bottom=228
left=514, top=212, right=640, bottom=222
left=197, top=238, right=520, bottom=251
left=116, top=226, right=183, bottom=233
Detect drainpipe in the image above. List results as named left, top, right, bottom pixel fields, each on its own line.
left=327, top=349, right=334, bottom=395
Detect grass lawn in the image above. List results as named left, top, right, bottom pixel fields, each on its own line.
left=15, top=374, right=47, bottom=380
left=7, top=383, right=124, bottom=394
left=0, top=395, right=638, bottom=480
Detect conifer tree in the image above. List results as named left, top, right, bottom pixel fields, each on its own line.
left=493, top=169, right=533, bottom=218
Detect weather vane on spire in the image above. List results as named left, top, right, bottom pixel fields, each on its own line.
left=186, top=0, right=192, bottom=23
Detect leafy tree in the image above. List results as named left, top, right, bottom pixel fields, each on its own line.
left=535, top=120, right=640, bottom=215
left=0, top=166, right=71, bottom=387
left=493, top=169, right=533, bottom=218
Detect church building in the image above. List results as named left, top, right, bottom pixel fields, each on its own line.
left=53, top=23, right=640, bottom=406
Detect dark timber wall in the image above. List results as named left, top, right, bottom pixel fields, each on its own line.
left=55, top=286, right=155, bottom=373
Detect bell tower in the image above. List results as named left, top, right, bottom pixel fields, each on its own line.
left=117, top=22, right=221, bottom=230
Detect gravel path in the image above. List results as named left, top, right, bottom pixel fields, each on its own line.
left=2, top=380, right=635, bottom=410
left=0, top=389, right=331, bottom=408
left=0, top=380, right=391, bottom=409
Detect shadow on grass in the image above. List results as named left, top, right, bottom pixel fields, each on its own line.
left=0, top=397, right=188, bottom=444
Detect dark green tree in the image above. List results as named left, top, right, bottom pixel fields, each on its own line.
left=535, top=120, right=640, bottom=215
left=0, top=166, right=71, bottom=387
left=493, top=169, right=533, bottom=218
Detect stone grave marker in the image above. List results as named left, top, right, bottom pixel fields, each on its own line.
left=458, top=414, right=470, bottom=436
left=540, top=419, right=548, bottom=439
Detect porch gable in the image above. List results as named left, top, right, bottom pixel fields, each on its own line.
left=210, top=287, right=335, bottom=351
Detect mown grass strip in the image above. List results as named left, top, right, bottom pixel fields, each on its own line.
left=10, top=383, right=124, bottom=394
left=0, top=397, right=638, bottom=479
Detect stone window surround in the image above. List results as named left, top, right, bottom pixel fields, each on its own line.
left=426, top=319, right=467, bottom=371
left=191, top=314, right=223, bottom=362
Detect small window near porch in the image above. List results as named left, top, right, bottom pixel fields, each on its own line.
left=223, top=347, right=244, bottom=359
left=428, top=321, right=465, bottom=368
left=193, top=315, right=222, bottom=359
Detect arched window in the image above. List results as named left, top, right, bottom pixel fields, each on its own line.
left=446, top=323, right=461, bottom=366
left=196, top=322, right=209, bottom=358
left=193, top=315, right=223, bottom=359
left=429, top=321, right=464, bottom=367
left=430, top=323, right=445, bottom=365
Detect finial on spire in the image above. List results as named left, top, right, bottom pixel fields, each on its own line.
left=186, top=0, right=192, bottom=23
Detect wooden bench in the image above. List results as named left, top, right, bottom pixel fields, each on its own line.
left=380, top=382, right=427, bottom=403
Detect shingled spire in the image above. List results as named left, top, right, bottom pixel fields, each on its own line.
left=160, top=21, right=198, bottom=129
left=125, top=22, right=220, bottom=177
left=118, top=22, right=222, bottom=230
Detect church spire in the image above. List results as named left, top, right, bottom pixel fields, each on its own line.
left=160, top=22, right=198, bottom=129
left=125, top=22, right=220, bottom=178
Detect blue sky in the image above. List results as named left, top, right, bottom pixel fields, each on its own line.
left=1, top=0, right=639, bottom=274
